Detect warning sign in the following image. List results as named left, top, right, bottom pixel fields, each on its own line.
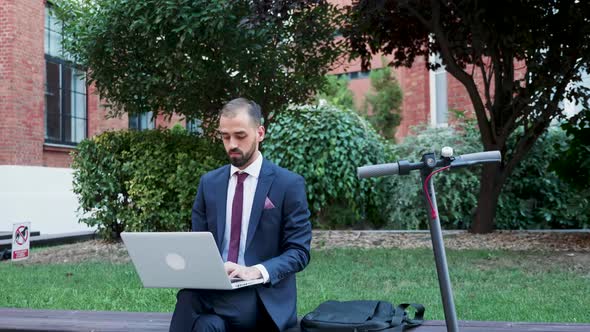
left=12, top=222, right=31, bottom=262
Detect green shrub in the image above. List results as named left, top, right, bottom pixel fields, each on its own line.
left=362, top=67, right=403, bottom=140
left=72, top=115, right=587, bottom=236
left=315, top=75, right=356, bottom=111
left=384, top=119, right=483, bottom=229
left=72, top=129, right=226, bottom=239
left=385, top=119, right=589, bottom=230
left=263, top=104, right=395, bottom=228
left=497, top=127, right=590, bottom=229
left=549, top=110, right=590, bottom=191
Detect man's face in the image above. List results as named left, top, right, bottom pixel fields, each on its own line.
left=218, top=109, right=265, bottom=169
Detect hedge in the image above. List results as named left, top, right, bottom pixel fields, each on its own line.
left=72, top=128, right=226, bottom=239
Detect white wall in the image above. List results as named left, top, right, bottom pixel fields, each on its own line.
left=0, top=166, right=95, bottom=235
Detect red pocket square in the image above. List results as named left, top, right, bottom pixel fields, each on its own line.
left=264, top=197, right=275, bottom=209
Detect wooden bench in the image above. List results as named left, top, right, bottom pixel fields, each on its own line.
left=0, top=308, right=301, bottom=332
left=2, top=308, right=590, bottom=332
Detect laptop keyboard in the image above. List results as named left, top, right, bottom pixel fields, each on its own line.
left=230, top=278, right=264, bottom=288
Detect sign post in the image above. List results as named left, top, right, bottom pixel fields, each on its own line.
left=12, top=222, right=31, bottom=261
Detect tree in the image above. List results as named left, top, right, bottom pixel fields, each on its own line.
left=263, top=103, right=394, bottom=229
left=315, top=75, right=356, bottom=111
left=54, top=0, right=341, bottom=128
left=343, top=0, right=590, bottom=233
left=550, top=109, right=590, bottom=190
left=363, top=66, right=403, bottom=140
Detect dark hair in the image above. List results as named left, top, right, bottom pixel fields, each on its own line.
left=219, top=98, right=262, bottom=127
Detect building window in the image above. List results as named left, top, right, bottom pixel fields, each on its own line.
left=335, top=70, right=371, bottom=80
left=129, top=112, right=155, bottom=130
left=429, top=53, right=449, bottom=127
left=186, top=118, right=203, bottom=135
left=44, top=6, right=87, bottom=145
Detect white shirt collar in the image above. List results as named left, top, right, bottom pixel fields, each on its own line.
left=230, top=151, right=262, bottom=179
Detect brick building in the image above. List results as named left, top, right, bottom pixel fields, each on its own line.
left=0, top=0, right=479, bottom=235
left=0, top=0, right=477, bottom=169
left=328, top=0, right=479, bottom=141
left=329, top=43, right=477, bottom=141
left=0, top=0, right=183, bottom=168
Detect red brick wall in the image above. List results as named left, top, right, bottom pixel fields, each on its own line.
left=332, top=54, right=526, bottom=143
left=0, top=0, right=45, bottom=166
left=446, top=62, right=489, bottom=122
left=327, top=0, right=433, bottom=141
left=42, top=145, right=73, bottom=168
left=87, top=92, right=129, bottom=136
left=447, top=74, right=476, bottom=115
left=330, top=53, right=389, bottom=75
left=41, top=93, right=188, bottom=167
left=329, top=48, right=432, bottom=142
left=156, top=112, right=186, bottom=129
left=3, top=0, right=514, bottom=167
left=42, top=80, right=120, bottom=167
left=395, top=58, right=430, bottom=140
left=347, top=78, right=371, bottom=111
left=446, top=59, right=527, bottom=124
left=0, top=1, right=185, bottom=168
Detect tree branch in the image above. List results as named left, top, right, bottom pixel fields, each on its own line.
left=478, top=57, right=492, bottom=110
left=401, top=1, right=431, bottom=27
left=504, top=62, right=577, bottom=177
left=427, top=0, right=493, bottom=147
left=500, top=47, right=516, bottom=124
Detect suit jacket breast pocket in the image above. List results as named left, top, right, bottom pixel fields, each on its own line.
left=260, top=208, right=281, bottom=231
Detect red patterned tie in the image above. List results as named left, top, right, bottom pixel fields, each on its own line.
left=228, top=172, right=248, bottom=263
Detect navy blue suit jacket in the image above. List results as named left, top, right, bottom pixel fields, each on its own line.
left=191, top=158, right=312, bottom=331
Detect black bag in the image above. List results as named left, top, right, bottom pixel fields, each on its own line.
left=300, top=300, right=424, bottom=332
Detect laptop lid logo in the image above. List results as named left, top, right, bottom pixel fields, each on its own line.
left=165, top=253, right=186, bottom=270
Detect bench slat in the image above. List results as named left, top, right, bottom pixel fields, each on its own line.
left=0, top=308, right=171, bottom=332
left=2, top=308, right=590, bottom=332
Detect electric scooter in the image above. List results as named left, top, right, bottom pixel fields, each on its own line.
left=357, top=148, right=502, bottom=332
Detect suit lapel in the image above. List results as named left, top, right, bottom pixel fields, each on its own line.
left=245, top=159, right=275, bottom=251
left=215, top=165, right=230, bottom=251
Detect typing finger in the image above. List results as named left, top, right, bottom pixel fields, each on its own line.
left=224, top=261, right=239, bottom=274
left=229, top=268, right=241, bottom=279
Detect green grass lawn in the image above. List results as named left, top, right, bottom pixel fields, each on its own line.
left=1, top=248, right=589, bottom=323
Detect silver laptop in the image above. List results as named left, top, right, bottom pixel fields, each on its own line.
left=120, top=232, right=264, bottom=290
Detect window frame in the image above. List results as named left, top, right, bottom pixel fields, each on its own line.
left=186, top=118, right=203, bottom=135
left=128, top=112, right=155, bottom=131
left=429, top=52, right=449, bottom=128
left=335, top=70, right=371, bottom=81
left=44, top=5, right=88, bottom=146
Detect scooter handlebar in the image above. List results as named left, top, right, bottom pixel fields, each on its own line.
left=357, top=150, right=501, bottom=179
left=451, top=151, right=501, bottom=167
left=357, top=162, right=399, bottom=179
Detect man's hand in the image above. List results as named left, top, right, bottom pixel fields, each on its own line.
left=224, top=262, right=262, bottom=280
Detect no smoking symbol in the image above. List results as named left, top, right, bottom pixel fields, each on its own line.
left=14, top=226, right=29, bottom=245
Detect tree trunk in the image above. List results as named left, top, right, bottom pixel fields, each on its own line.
left=470, top=163, right=506, bottom=234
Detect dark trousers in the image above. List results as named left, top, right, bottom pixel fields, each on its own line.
left=169, top=288, right=277, bottom=332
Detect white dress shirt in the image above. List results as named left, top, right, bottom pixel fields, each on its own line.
left=221, top=151, right=270, bottom=282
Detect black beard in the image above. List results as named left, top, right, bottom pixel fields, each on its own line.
left=228, top=149, right=253, bottom=168
left=230, top=155, right=248, bottom=168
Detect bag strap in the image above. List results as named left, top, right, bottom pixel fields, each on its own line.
left=370, top=303, right=425, bottom=332
left=397, top=303, right=425, bottom=328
